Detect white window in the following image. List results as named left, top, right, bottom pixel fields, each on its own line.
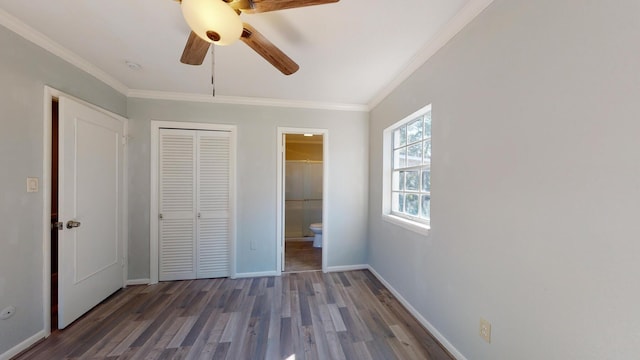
left=383, top=105, right=431, bottom=233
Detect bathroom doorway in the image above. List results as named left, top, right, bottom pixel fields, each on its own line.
left=277, top=128, right=328, bottom=273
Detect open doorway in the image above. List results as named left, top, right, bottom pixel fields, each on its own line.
left=277, top=128, right=328, bottom=273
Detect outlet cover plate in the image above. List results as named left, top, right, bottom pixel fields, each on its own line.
left=480, top=318, right=491, bottom=343
left=27, top=177, right=39, bottom=193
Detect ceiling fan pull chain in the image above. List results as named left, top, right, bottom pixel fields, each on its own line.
left=211, top=44, right=216, bottom=97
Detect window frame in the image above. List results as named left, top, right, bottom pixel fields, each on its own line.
left=382, top=104, right=431, bottom=235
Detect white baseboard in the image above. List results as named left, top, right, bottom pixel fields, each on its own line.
left=125, top=278, right=151, bottom=286
left=233, top=271, right=280, bottom=279
left=326, top=264, right=369, bottom=272
left=0, top=330, right=45, bottom=360
left=366, top=265, right=467, bottom=360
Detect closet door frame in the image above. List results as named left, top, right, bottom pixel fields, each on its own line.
left=150, top=121, right=237, bottom=284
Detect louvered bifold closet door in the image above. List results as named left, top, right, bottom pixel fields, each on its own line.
left=197, top=131, right=231, bottom=278
left=159, top=129, right=197, bottom=281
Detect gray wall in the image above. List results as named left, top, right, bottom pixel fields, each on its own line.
left=368, top=0, right=640, bottom=359
left=0, top=26, right=126, bottom=355
left=127, top=99, right=369, bottom=278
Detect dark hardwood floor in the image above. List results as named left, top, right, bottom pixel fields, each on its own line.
left=14, top=270, right=453, bottom=360
left=284, top=240, right=322, bottom=272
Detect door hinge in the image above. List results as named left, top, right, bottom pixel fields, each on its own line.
left=51, top=222, right=63, bottom=230
left=122, top=135, right=128, bottom=145
left=159, top=213, right=163, bottom=219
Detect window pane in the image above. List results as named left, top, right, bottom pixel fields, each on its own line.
left=421, top=195, right=431, bottom=219
left=421, top=170, right=431, bottom=192
left=393, top=148, right=406, bottom=168
left=407, top=143, right=422, bottom=167
left=393, top=126, right=406, bottom=148
left=424, top=112, right=432, bottom=138
left=423, top=140, right=431, bottom=164
left=407, top=118, right=423, bottom=144
left=392, top=171, right=406, bottom=191
left=405, top=171, right=419, bottom=191
left=406, top=194, right=419, bottom=216
left=392, top=192, right=404, bottom=212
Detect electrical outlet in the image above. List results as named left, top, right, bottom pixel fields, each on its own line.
left=479, top=318, right=491, bottom=343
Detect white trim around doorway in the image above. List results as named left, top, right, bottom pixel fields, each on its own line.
left=276, top=127, right=329, bottom=274
left=149, top=121, right=238, bottom=284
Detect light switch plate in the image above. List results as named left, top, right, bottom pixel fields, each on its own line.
left=27, top=177, right=39, bottom=193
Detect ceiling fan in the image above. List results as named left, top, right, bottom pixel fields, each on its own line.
left=176, top=0, right=340, bottom=76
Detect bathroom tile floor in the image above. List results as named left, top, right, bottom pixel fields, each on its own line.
left=285, top=239, right=322, bottom=272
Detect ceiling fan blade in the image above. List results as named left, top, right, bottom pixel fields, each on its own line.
left=239, top=0, right=339, bottom=14
left=240, top=23, right=299, bottom=75
left=180, top=31, right=210, bottom=65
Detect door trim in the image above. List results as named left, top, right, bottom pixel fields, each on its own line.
left=276, top=127, right=329, bottom=273
left=150, top=121, right=237, bottom=284
left=42, top=86, right=128, bottom=337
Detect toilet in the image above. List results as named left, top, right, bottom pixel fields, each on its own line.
left=309, top=223, right=323, bottom=248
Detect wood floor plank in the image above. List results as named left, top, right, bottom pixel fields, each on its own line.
left=328, top=303, right=347, bottom=332
left=107, top=320, right=152, bottom=357
left=166, top=316, right=198, bottom=349
left=221, top=296, right=254, bottom=359
left=265, top=280, right=282, bottom=359
left=193, top=311, right=230, bottom=360
left=279, top=317, right=293, bottom=359
left=14, top=270, right=454, bottom=360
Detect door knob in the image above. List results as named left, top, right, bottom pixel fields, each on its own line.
left=66, top=220, right=81, bottom=229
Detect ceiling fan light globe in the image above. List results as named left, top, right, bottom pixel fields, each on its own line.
left=181, top=0, right=243, bottom=46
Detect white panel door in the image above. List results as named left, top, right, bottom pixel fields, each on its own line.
left=159, top=129, right=197, bottom=281
left=58, top=96, right=124, bottom=329
left=197, top=131, right=231, bottom=278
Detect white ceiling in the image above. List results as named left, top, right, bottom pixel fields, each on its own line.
left=0, top=0, right=488, bottom=109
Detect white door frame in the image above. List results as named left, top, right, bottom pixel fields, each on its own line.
left=276, top=127, right=329, bottom=273
left=150, top=121, right=237, bottom=284
left=41, top=86, right=128, bottom=336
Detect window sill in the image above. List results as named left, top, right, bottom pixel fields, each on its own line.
left=382, top=214, right=430, bottom=236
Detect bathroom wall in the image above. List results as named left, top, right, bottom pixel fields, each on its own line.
left=285, top=135, right=324, bottom=237
left=286, top=142, right=323, bottom=161
left=285, top=160, right=323, bottom=238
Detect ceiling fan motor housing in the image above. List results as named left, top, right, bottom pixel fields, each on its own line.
left=181, top=0, right=243, bottom=45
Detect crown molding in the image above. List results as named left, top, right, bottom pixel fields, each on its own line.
left=127, top=89, right=370, bottom=112
left=367, top=0, right=496, bottom=110
left=1, top=1, right=493, bottom=114
left=0, top=8, right=129, bottom=95
left=0, top=7, right=366, bottom=113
